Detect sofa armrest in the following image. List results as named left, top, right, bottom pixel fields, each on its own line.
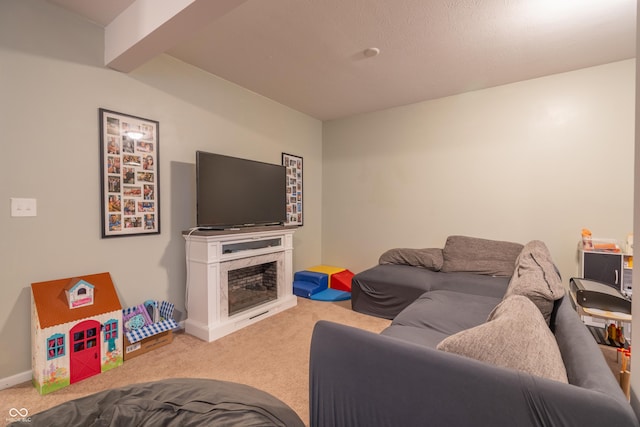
left=309, top=321, right=639, bottom=427
left=351, top=264, right=434, bottom=319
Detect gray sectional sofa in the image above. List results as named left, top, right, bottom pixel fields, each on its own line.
left=309, top=236, right=639, bottom=427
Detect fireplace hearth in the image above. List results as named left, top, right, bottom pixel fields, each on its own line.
left=228, top=261, right=277, bottom=316
left=219, top=251, right=284, bottom=319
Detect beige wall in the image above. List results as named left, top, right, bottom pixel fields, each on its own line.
left=0, top=0, right=322, bottom=379
left=322, top=59, right=636, bottom=283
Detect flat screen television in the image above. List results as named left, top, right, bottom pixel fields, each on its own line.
left=196, top=151, right=286, bottom=229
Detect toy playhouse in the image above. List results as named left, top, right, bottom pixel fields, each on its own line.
left=31, top=272, right=123, bottom=395
left=293, top=265, right=353, bottom=301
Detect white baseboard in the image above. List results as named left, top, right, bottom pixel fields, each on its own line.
left=1, top=370, right=31, bottom=390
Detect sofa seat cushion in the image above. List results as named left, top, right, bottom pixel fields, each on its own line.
left=352, top=264, right=510, bottom=319
left=380, top=290, right=503, bottom=347
left=504, top=240, right=564, bottom=324
left=437, top=295, right=568, bottom=383
left=441, top=235, right=523, bottom=277
left=380, top=324, right=450, bottom=348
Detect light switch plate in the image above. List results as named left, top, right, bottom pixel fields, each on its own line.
left=11, top=198, right=37, bottom=217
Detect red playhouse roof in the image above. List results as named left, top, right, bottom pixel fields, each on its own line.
left=32, top=272, right=122, bottom=329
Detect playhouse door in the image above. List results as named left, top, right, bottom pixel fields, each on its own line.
left=70, top=320, right=101, bottom=384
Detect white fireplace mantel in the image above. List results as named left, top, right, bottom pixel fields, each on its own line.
left=183, top=226, right=297, bottom=342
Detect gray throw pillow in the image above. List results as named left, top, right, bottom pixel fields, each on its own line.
left=504, top=240, right=565, bottom=324
left=378, top=248, right=443, bottom=271
left=437, top=295, right=568, bottom=383
left=440, top=235, right=523, bottom=277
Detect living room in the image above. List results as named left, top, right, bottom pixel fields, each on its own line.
left=1, top=0, right=638, bottom=424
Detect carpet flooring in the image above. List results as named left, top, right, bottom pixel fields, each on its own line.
left=1, top=297, right=624, bottom=426
left=0, top=297, right=390, bottom=425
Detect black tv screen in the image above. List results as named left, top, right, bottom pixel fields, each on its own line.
left=196, top=151, right=286, bottom=228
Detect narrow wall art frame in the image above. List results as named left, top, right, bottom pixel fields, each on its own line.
left=282, top=153, right=303, bottom=226
left=99, top=108, right=160, bottom=238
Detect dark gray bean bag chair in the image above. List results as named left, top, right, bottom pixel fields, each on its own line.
left=13, top=378, right=304, bottom=427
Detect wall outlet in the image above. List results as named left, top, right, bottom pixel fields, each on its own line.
left=11, top=198, right=37, bottom=217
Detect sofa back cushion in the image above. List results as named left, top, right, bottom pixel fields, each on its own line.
left=436, top=295, right=568, bottom=383
left=379, top=248, right=443, bottom=271
left=440, top=236, right=523, bottom=277
left=504, top=240, right=564, bottom=324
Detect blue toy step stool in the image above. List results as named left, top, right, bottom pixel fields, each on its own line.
left=293, top=269, right=351, bottom=301
left=293, top=271, right=328, bottom=298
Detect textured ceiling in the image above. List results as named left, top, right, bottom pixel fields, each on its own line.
left=49, top=0, right=636, bottom=120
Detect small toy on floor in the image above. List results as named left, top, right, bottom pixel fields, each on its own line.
left=605, top=323, right=626, bottom=348
left=293, top=265, right=353, bottom=301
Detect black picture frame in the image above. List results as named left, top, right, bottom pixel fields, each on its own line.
left=99, top=108, right=160, bottom=238
left=282, top=153, right=303, bottom=226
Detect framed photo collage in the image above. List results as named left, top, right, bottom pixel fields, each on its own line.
left=282, top=153, right=303, bottom=226
left=99, top=109, right=160, bottom=238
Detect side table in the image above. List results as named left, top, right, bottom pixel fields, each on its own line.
left=569, top=283, right=631, bottom=347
